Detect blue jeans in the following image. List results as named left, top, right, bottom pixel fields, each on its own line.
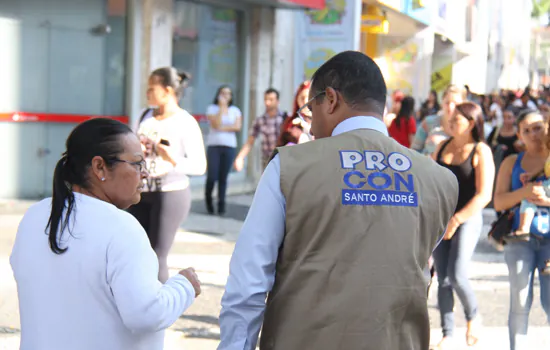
left=433, top=212, right=482, bottom=337
left=504, top=236, right=550, bottom=350
left=205, top=146, right=236, bottom=213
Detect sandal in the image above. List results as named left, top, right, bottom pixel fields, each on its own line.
left=466, top=317, right=482, bottom=346
left=431, top=337, right=453, bottom=350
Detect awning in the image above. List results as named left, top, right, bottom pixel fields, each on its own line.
left=230, top=0, right=325, bottom=9
left=282, top=0, right=324, bottom=8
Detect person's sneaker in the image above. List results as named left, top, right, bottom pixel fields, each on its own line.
left=205, top=202, right=214, bottom=215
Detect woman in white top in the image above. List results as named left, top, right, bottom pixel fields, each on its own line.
left=205, top=85, right=242, bottom=215
left=129, top=67, right=207, bottom=282
left=10, top=118, right=201, bottom=350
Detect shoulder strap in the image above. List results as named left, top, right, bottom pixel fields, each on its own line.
left=436, top=138, right=452, bottom=162
left=139, top=108, right=152, bottom=124
left=470, top=142, right=479, bottom=167
left=491, top=126, right=501, bottom=147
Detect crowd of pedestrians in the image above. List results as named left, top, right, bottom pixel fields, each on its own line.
left=387, top=85, right=550, bottom=350
left=7, top=54, right=550, bottom=350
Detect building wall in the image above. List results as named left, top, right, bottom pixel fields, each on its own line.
left=496, top=0, right=532, bottom=90
left=452, top=0, right=490, bottom=94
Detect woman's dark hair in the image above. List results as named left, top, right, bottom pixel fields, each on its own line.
left=46, top=118, right=133, bottom=254
left=395, top=96, right=415, bottom=129
left=150, top=67, right=191, bottom=99
left=213, top=85, right=234, bottom=106
left=516, top=109, right=542, bottom=128
left=455, top=102, right=485, bottom=142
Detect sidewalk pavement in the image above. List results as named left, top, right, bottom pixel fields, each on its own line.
left=1, top=196, right=549, bottom=349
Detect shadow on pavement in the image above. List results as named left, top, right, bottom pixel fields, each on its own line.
left=0, top=327, right=20, bottom=334
left=190, top=199, right=250, bottom=222
left=469, top=275, right=510, bottom=283
left=180, top=314, right=219, bottom=326
left=471, top=239, right=504, bottom=263
left=172, top=327, right=220, bottom=341
left=200, top=282, right=225, bottom=290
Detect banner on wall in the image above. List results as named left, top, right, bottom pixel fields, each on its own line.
left=374, top=38, right=419, bottom=94
left=373, top=27, right=434, bottom=103
left=431, top=63, right=453, bottom=93
left=294, top=0, right=359, bottom=86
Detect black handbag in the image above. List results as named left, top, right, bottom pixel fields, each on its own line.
left=487, top=208, right=516, bottom=251
left=487, top=170, right=544, bottom=250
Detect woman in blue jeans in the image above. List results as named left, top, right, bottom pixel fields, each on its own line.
left=205, top=85, right=242, bottom=215
left=494, top=111, right=550, bottom=350
left=431, top=102, right=495, bottom=349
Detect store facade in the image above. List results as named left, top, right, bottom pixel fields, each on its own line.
left=0, top=0, right=324, bottom=199
left=0, top=0, right=129, bottom=199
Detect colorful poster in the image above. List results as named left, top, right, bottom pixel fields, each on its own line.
left=431, top=63, right=453, bottom=93
left=294, top=0, right=359, bottom=86
left=375, top=37, right=419, bottom=94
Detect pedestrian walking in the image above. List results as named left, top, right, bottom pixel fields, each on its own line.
left=493, top=110, right=550, bottom=350
left=205, top=85, right=243, bottom=215
left=411, top=85, right=466, bottom=155
left=234, top=88, right=286, bottom=172
left=218, top=51, right=459, bottom=350
left=10, top=118, right=201, bottom=350
left=388, top=95, right=417, bottom=148
left=129, top=67, right=207, bottom=282
left=431, top=102, right=495, bottom=349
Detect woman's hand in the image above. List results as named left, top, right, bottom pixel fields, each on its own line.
left=443, top=215, right=462, bottom=240
left=520, top=172, right=534, bottom=185
left=217, top=95, right=228, bottom=108
left=155, top=143, right=177, bottom=166
left=525, top=182, right=550, bottom=206
left=514, top=139, right=525, bottom=152
left=140, top=137, right=155, bottom=157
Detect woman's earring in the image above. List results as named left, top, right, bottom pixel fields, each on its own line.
left=101, top=177, right=106, bottom=182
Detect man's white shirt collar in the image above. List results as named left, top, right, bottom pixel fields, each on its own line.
left=331, top=116, right=388, bottom=137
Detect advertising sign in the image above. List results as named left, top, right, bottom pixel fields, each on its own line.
left=294, top=0, right=360, bottom=85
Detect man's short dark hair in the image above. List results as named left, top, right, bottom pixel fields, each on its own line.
left=310, top=51, right=387, bottom=115
left=265, top=88, right=280, bottom=100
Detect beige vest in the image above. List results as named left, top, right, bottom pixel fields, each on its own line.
left=260, top=129, right=458, bottom=350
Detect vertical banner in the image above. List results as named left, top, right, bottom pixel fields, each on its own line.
left=294, top=0, right=359, bottom=87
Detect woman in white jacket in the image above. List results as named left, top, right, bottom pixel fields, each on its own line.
left=10, top=118, right=201, bottom=350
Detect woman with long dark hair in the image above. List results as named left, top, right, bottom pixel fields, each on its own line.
left=10, top=118, right=201, bottom=350
left=388, top=95, right=416, bottom=148
left=205, top=85, right=242, bottom=215
left=431, top=102, right=495, bottom=349
left=419, top=89, right=441, bottom=121
left=130, top=67, right=206, bottom=282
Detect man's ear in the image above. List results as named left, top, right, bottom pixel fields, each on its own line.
left=325, top=87, right=339, bottom=114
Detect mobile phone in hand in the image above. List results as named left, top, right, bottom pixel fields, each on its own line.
left=160, top=139, right=170, bottom=146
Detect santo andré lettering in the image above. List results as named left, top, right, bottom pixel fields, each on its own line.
left=339, top=150, right=418, bottom=207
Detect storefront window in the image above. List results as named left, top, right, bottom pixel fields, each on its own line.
left=172, top=0, right=245, bottom=140
left=0, top=0, right=127, bottom=116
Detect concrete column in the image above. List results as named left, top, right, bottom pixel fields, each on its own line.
left=246, top=7, right=275, bottom=180
left=272, top=9, right=297, bottom=111
left=139, top=0, right=174, bottom=108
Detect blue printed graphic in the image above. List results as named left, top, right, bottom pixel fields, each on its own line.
left=342, top=190, right=418, bottom=207
left=339, top=150, right=418, bottom=207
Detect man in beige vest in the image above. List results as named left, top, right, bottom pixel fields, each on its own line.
left=218, top=51, right=459, bottom=350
